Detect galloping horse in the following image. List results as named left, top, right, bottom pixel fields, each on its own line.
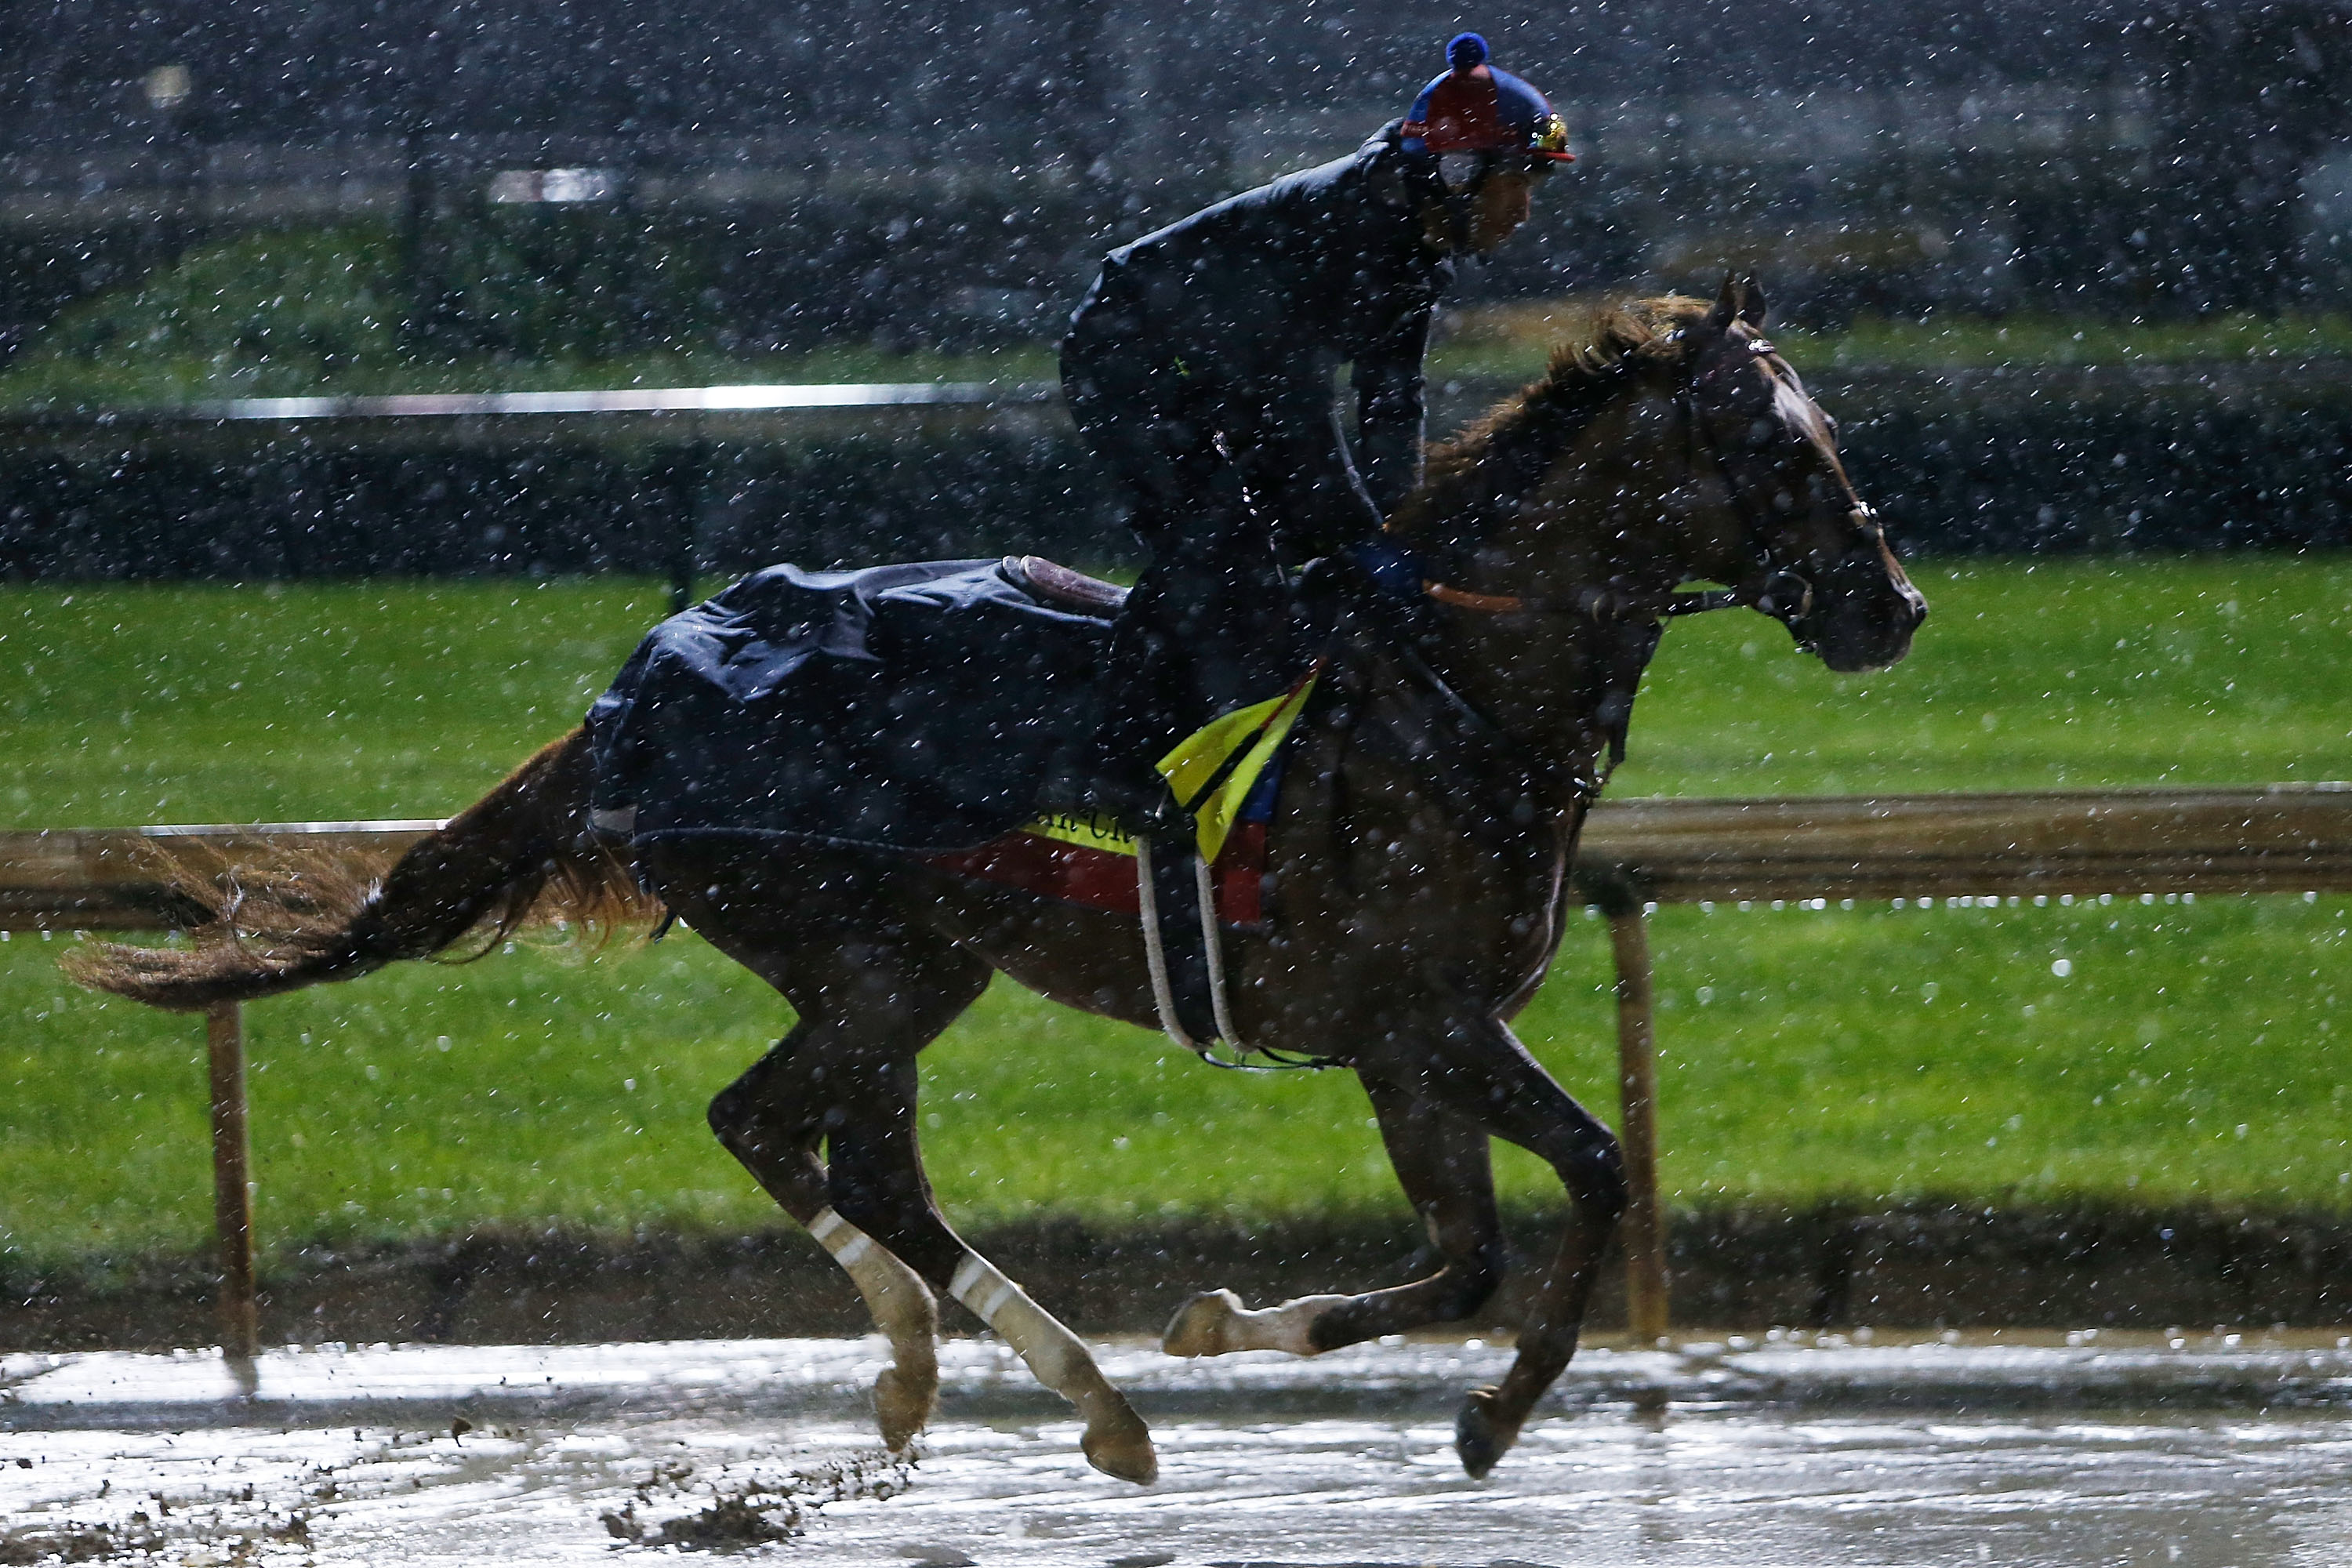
left=70, top=278, right=1925, bottom=1483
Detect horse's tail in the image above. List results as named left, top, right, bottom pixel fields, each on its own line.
left=62, top=727, right=655, bottom=1012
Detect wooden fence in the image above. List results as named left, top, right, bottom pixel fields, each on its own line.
left=6, top=782, right=2351, bottom=1353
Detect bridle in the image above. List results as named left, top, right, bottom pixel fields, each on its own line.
left=1377, top=321, right=1900, bottom=811
left=1418, top=331, right=1878, bottom=641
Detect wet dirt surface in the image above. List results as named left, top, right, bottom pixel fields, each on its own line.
left=5, top=1334, right=2350, bottom=1566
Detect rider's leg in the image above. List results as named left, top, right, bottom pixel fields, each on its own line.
left=1057, top=364, right=1287, bottom=831
left=1119, top=518, right=1290, bottom=739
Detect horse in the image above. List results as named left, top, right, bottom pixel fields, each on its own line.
left=67, top=277, right=1926, bottom=1483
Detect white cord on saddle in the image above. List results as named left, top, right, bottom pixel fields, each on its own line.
left=1134, top=836, right=1200, bottom=1057
left=1196, top=853, right=1248, bottom=1054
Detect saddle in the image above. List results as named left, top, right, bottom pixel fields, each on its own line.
left=586, top=554, right=1318, bottom=1065
left=1000, top=554, right=1129, bottom=617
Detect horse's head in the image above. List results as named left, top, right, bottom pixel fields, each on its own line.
left=1669, top=276, right=1926, bottom=673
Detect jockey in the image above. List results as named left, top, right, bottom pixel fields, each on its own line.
left=1054, top=32, right=1575, bottom=833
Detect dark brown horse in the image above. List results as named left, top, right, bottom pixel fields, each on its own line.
left=69, top=278, right=1924, bottom=1483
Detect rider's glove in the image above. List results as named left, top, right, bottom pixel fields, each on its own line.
left=1344, top=537, right=1427, bottom=601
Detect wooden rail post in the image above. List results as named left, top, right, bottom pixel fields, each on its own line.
left=1602, top=891, right=1671, bottom=1342
left=205, top=1000, right=259, bottom=1359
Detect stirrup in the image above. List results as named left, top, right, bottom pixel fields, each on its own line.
left=1135, top=834, right=1247, bottom=1064
left=1133, top=830, right=1341, bottom=1076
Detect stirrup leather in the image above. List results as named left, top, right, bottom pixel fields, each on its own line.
left=1135, top=834, right=1251, bottom=1066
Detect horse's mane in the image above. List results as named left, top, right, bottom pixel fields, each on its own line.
left=1390, top=294, right=1711, bottom=561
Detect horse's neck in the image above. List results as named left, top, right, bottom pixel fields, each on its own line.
left=1412, top=390, right=1690, bottom=776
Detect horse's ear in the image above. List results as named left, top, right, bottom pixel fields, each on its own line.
left=1704, top=273, right=1743, bottom=335
left=1739, top=274, right=1769, bottom=328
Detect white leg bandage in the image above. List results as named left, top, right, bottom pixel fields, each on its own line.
left=808, top=1204, right=870, bottom=1265
left=945, top=1247, right=1157, bottom=1483
left=809, top=1207, right=935, bottom=1337
left=949, top=1253, right=1094, bottom=1392
left=808, top=1207, right=939, bottom=1450
left=1163, top=1287, right=1353, bottom=1357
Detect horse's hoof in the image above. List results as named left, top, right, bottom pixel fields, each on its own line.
left=1453, top=1386, right=1516, bottom=1479
left=872, top=1364, right=937, bottom=1453
left=1081, top=1411, right=1160, bottom=1485
left=1161, top=1288, right=1244, bottom=1358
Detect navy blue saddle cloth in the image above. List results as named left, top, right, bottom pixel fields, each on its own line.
left=586, top=558, right=1112, bottom=852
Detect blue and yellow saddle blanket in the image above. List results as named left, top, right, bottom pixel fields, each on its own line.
left=586, top=557, right=1317, bottom=925
left=927, top=667, right=1319, bottom=927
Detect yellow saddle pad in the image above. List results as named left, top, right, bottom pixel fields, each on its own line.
left=1023, top=668, right=1322, bottom=864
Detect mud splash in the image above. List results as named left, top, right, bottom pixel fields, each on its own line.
left=598, top=1448, right=913, bottom=1549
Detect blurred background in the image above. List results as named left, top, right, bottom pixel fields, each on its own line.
left=3, top=0, right=2351, bottom=575
left=5, top=1, right=2351, bottom=1306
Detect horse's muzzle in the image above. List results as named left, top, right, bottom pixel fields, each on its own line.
left=1790, top=543, right=1928, bottom=673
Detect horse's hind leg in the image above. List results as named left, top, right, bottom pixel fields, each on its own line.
left=822, top=1073, right=1157, bottom=1483
left=689, top=884, right=1155, bottom=1483
left=1164, top=1074, right=1504, bottom=1356
left=707, top=1021, right=945, bottom=1451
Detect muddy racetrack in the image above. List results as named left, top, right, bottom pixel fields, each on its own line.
left=6, top=1332, right=2351, bottom=1566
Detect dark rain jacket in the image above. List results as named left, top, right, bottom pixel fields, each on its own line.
left=1063, top=123, right=1454, bottom=550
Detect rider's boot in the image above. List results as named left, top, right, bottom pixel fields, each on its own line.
left=1036, top=592, right=1196, bottom=841
left=1035, top=735, right=1193, bottom=843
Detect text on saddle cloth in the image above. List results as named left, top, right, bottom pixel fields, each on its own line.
left=929, top=814, right=1270, bottom=925
left=922, top=667, right=1320, bottom=924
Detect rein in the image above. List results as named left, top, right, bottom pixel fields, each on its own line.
left=1421, top=579, right=1749, bottom=619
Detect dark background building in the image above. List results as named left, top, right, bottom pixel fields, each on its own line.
left=5, top=1, right=2352, bottom=361
left=5, top=2, right=2352, bottom=580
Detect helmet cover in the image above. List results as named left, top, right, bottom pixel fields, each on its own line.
left=1400, top=34, right=1574, bottom=165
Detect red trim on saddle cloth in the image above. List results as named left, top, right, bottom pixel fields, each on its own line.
left=925, top=821, right=1267, bottom=926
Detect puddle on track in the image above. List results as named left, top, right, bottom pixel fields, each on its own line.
left=5, top=1338, right=2350, bottom=1566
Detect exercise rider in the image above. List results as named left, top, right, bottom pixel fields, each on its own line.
left=1053, top=31, right=1574, bottom=834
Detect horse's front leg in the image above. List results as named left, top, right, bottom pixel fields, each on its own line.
left=1360, top=1010, right=1626, bottom=1478
left=1164, top=1074, right=1504, bottom=1357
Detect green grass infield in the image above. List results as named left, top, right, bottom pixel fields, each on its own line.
left=4, top=556, right=2350, bottom=1269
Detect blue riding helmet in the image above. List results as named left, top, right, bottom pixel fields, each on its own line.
left=1400, top=31, right=1576, bottom=186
